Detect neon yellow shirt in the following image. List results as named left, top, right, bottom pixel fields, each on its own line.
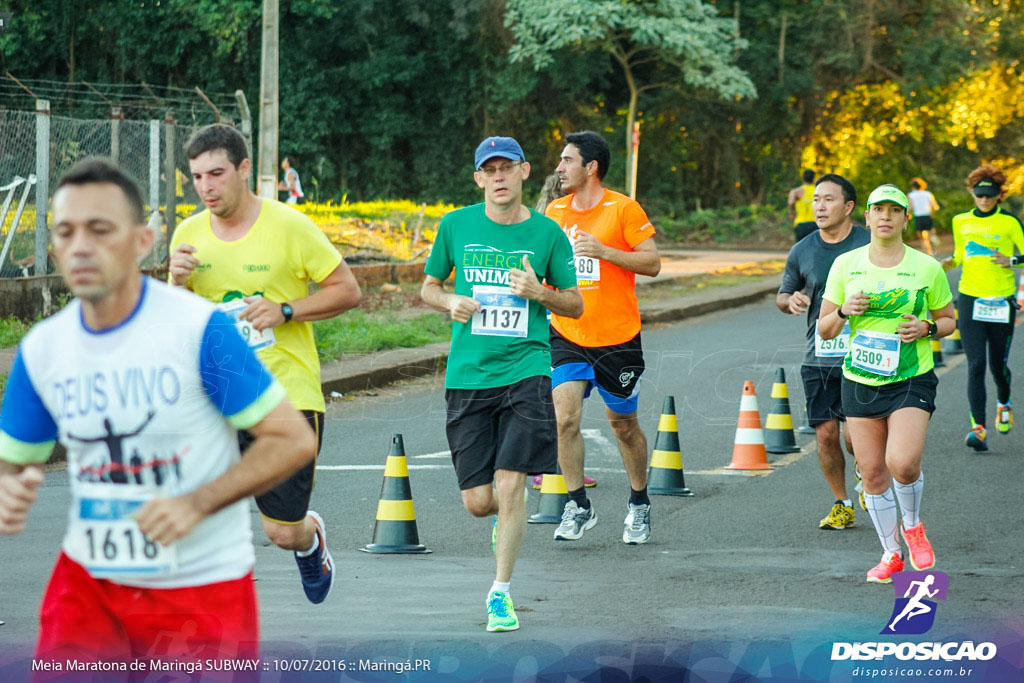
left=171, top=199, right=342, bottom=411
left=793, top=184, right=815, bottom=225
left=949, top=207, right=1024, bottom=298
left=823, top=245, right=952, bottom=386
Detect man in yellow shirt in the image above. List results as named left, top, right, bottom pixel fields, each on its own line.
left=789, top=169, right=817, bottom=242
left=169, top=124, right=362, bottom=604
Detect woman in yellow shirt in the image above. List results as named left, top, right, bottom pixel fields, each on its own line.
left=942, top=165, right=1024, bottom=452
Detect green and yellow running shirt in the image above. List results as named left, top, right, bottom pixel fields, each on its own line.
left=823, top=245, right=952, bottom=386
left=171, top=199, right=343, bottom=412
left=425, top=204, right=577, bottom=390
left=948, top=207, right=1024, bottom=298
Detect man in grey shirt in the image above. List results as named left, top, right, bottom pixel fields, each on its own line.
left=777, top=173, right=869, bottom=530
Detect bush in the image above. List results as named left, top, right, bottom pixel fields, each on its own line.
left=654, top=205, right=792, bottom=245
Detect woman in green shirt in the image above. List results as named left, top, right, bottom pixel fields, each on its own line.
left=819, top=185, right=955, bottom=584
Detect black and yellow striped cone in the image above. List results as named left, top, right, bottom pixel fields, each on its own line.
left=943, top=309, right=964, bottom=355
left=648, top=396, right=693, bottom=496
left=528, top=467, right=569, bottom=524
left=360, top=434, right=431, bottom=554
left=765, top=368, right=800, bottom=454
left=931, top=338, right=945, bottom=367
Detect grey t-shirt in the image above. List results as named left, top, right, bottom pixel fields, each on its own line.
left=779, top=226, right=870, bottom=367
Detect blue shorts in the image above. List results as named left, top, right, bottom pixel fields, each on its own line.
left=550, top=327, right=644, bottom=415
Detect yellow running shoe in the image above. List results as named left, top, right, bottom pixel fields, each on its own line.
left=996, top=402, right=1013, bottom=434
left=819, top=501, right=855, bottom=530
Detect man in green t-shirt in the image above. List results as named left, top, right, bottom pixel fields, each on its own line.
left=421, top=136, right=582, bottom=632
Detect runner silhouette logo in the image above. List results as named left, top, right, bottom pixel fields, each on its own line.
left=881, top=570, right=949, bottom=635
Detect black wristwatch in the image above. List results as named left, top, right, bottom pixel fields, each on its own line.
left=281, top=302, right=294, bottom=323
left=836, top=307, right=848, bottom=320
left=925, top=319, right=938, bottom=337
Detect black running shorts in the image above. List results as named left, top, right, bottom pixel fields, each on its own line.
left=841, top=371, right=938, bottom=419
left=444, top=375, right=558, bottom=490
left=239, top=410, right=324, bottom=524
left=801, top=363, right=846, bottom=426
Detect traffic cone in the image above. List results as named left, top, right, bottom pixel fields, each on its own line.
left=726, top=381, right=773, bottom=470
left=944, top=309, right=964, bottom=355
left=360, top=434, right=431, bottom=554
left=931, top=338, right=945, bottom=367
left=528, top=467, right=569, bottom=524
left=1017, top=272, right=1024, bottom=308
left=796, top=404, right=816, bottom=435
left=764, top=369, right=800, bottom=454
left=647, top=396, right=693, bottom=496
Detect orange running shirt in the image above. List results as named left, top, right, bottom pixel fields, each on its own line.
left=546, top=188, right=656, bottom=347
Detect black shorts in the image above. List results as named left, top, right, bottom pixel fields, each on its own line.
left=240, top=410, right=324, bottom=524
left=445, top=375, right=558, bottom=490
left=794, top=221, right=818, bottom=242
left=841, top=371, right=938, bottom=419
left=801, top=363, right=846, bottom=426
left=550, top=327, right=645, bottom=413
left=914, top=215, right=934, bottom=233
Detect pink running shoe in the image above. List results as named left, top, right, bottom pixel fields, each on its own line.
left=901, top=522, right=935, bottom=570
left=866, top=551, right=905, bottom=584
left=530, top=475, right=597, bottom=489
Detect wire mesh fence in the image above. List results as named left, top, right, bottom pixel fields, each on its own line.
left=0, top=112, right=246, bottom=277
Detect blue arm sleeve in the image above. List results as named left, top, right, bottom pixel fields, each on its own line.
left=199, top=310, right=283, bottom=427
left=0, top=350, right=59, bottom=464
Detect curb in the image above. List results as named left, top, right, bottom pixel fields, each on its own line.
left=326, top=278, right=779, bottom=394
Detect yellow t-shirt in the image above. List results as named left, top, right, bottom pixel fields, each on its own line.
left=949, top=207, right=1024, bottom=298
left=170, top=199, right=342, bottom=411
left=793, top=183, right=815, bottom=225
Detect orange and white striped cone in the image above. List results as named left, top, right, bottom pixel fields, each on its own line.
left=360, top=434, right=431, bottom=554
left=943, top=308, right=964, bottom=355
left=528, top=467, right=569, bottom=524
left=1016, top=272, right=1024, bottom=308
left=647, top=396, right=693, bottom=496
left=764, top=368, right=800, bottom=454
left=727, top=381, right=773, bottom=470
left=931, top=338, right=945, bottom=367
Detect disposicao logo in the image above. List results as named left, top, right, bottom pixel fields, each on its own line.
left=831, top=570, right=998, bottom=662
left=882, top=570, right=947, bottom=635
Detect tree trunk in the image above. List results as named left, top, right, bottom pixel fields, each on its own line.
left=778, top=14, right=786, bottom=84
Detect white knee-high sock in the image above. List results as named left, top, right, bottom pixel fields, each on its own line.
left=865, top=488, right=901, bottom=554
left=892, top=472, right=924, bottom=529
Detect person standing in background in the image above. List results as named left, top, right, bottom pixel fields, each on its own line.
left=279, top=156, right=305, bottom=205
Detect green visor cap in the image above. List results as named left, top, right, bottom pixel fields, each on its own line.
left=866, top=184, right=909, bottom=209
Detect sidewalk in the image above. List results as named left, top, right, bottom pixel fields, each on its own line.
left=321, top=248, right=787, bottom=395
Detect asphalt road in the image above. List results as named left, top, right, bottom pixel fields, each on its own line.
left=2, top=292, right=1023, bottom=682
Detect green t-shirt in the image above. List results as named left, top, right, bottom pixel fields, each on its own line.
left=425, top=204, right=577, bottom=389
left=823, top=245, right=952, bottom=386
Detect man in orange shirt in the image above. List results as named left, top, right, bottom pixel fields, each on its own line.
left=545, top=131, right=662, bottom=544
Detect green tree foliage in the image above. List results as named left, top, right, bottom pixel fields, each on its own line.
left=505, top=0, right=756, bottom=196
left=1, top=0, right=1021, bottom=224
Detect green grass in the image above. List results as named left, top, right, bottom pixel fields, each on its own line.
left=0, top=317, right=30, bottom=347
left=313, top=309, right=450, bottom=359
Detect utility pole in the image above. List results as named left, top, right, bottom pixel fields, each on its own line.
left=258, top=0, right=279, bottom=199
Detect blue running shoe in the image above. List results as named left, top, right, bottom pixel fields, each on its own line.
left=295, top=510, right=334, bottom=604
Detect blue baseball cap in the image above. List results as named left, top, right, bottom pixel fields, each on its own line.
left=474, top=136, right=526, bottom=170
